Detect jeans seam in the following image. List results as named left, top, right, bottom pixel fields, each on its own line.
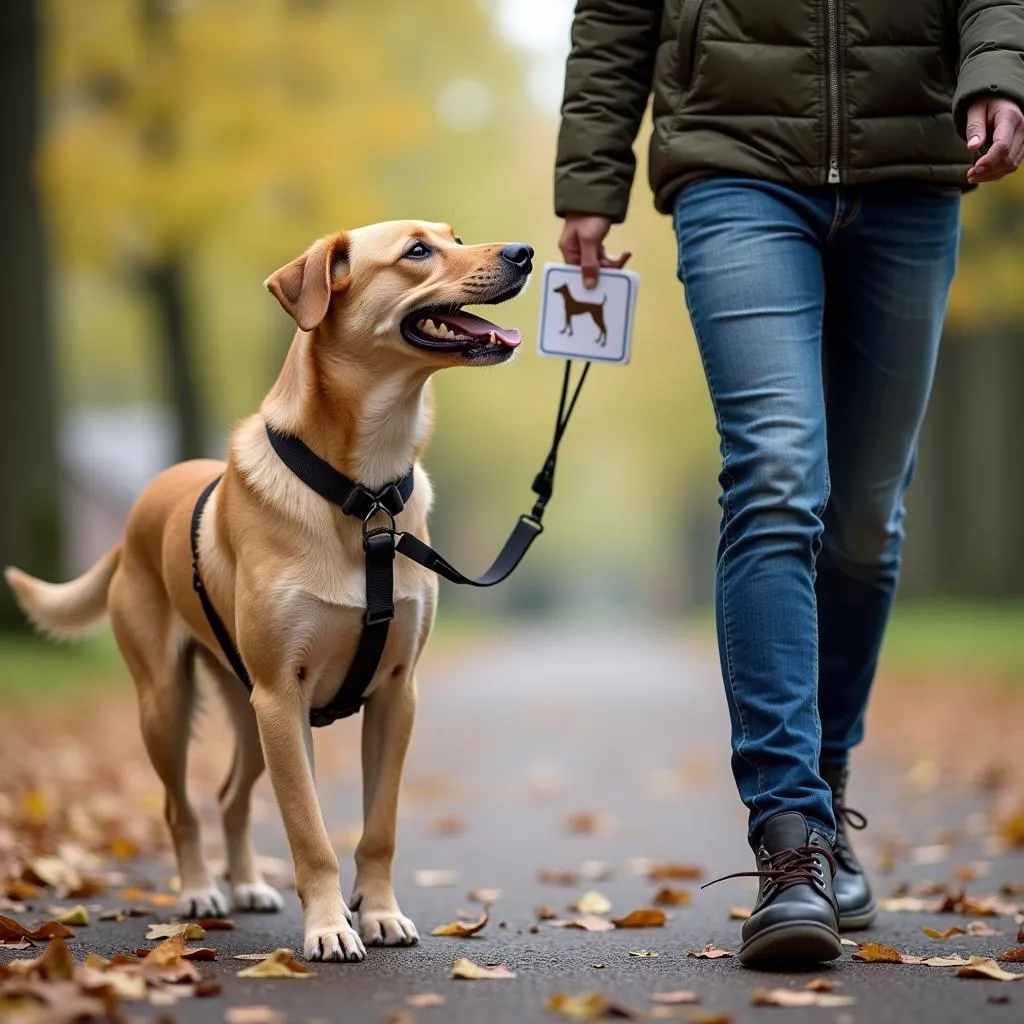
left=676, top=217, right=764, bottom=814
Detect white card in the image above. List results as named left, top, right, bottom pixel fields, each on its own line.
left=537, top=263, right=638, bottom=365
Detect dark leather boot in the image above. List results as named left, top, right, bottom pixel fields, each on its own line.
left=820, top=762, right=877, bottom=930
left=708, top=811, right=841, bottom=965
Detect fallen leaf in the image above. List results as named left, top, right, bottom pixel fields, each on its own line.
left=682, top=1013, right=732, bottom=1024
left=653, top=887, right=691, bottom=907
left=651, top=991, right=698, bottom=1005
left=924, top=926, right=966, bottom=940
left=956, top=956, right=1024, bottom=981
left=195, top=980, right=223, bottom=997
left=611, top=909, right=666, bottom=929
left=963, top=895, right=1019, bottom=917
left=573, top=891, right=612, bottom=915
left=579, top=861, right=614, bottom=882
left=44, top=905, right=89, bottom=927
left=406, top=992, right=446, bottom=1008
left=196, top=917, right=236, bottom=930
left=467, top=889, right=502, bottom=904
left=563, top=812, right=616, bottom=836
left=236, top=947, right=311, bottom=978
left=1001, top=809, right=1024, bottom=848
left=628, top=950, right=658, bottom=958
left=5, top=879, right=39, bottom=901
left=142, top=945, right=217, bottom=961
left=1019, top=925, right=1024, bottom=943
left=646, top=862, right=703, bottom=881
left=545, top=991, right=640, bottom=1020
left=727, top=907, right=751, bottom=921
left=26, top=856, right=82, bottom=894
left=751, top=988, right=856, bottom=1008
left=920, top=955, right=972, bottom=967
left=413, top=869, right=458, bottom=888
left=431, top=908, right=488, bottom=938
left=0, top=915, right=74, bottom=941
left=6, top=935, right=77, bottom=980
left=0, top=939, right=32, bottom=949
left=853, top=941, right=905, bottom=963
left=145, top=922, right=206, bottom=940
left=536, top=905, right=559, bottom=920
left=550, top=916, right=616, bottom=933
left=225, top=1008, right=286, bottom=1024
left=386, top=1013, right=414, bottom=1024
left=840, top=938, right=858, bottom=947
left=997, top=948, right=1024, bottom=962
left=687, top=944, right=733, bottom=959
left=1001, top=883, right=1024, bottom=897
left=879, top=897, right=932, bottom=913
left=144, top=932, right=188, bottom=966
left=954, top=862, right=990, bottom=883
left=539, top=868, right=581, bottom=886
left=234, top=953, right=275, bottom=960
left=967, top=921, right=1002, bottom=937
left=450, top=957, right=515, bottom=980
left=428, top=814, right=465, bottom=837
left=805, top=979, right=836, bottom=991
left=145, top=892, right=180, bottom=907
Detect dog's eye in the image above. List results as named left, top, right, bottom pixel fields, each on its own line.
left=403, top=241, right=433, bottom=260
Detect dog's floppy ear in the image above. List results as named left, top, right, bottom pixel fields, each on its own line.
left=264, top=232, right=351, bottom=331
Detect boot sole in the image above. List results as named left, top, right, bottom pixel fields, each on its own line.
left=739, top=920, right=842, bottom=966
left=838, top=900, right=877, bottom=932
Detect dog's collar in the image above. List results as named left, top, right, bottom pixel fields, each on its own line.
left=264, top=422, right=414, bottom=521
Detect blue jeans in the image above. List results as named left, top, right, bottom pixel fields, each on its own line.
left=674, top=177, right=960, bottom=846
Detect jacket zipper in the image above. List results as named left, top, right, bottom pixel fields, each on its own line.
left=826, top=0, right=841, bottom=184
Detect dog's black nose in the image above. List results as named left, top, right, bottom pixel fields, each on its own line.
left=499, top=244, right=534, bottom=271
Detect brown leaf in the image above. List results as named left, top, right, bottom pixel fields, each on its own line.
left=1000, top=882, right=1024, bottom=897
left=611, top=909, right=666, bottom=929
left=386, top=1013, right=415, bottom=1024
left=195, top=980, right=222, bottom=998
left=687, top=944, right=733, bottom=959
left=962, top=896, right=1018, bottom=917
left=5, top=879, right=40, bottom=901
left=536, top=905, right=559, bottom=920
left=545, top=991, right=640, bottom=1020
left=431, top=908, right=488, bottom=938
left=956, top=956, right=1024, bottom=981
left=550, top=916, right=616, bottom=933
left=225, top=1008, right=286, bottom=1024
left=0, top=915, right=74, bottom=941
left=1001, top=809, right=1024, bottom=848
left=751, top=988, right=856, bottom=1008
left=1019, top=926, right=1024, bottom=944
left=683, top=1013, right=733, bottom=1024
left=467, top=889, right=502, bottom=904
left=450, top=957, right=516, bottom=980
left=646, top=862, right=703, bottom=881
left=145, top=922, right=205, bottom=940
left=236, top=948, right=311, bottom=978
left=406, top=993, right=446, bottom=1008
left=650, top=990, right=699, bottom=1004
left=997, top=948, right=1024, bottom=963
left=538, top=868, right=581, bottom=886
left=852, top=941, right=905, bottom=963
left=727, top=907, right=751, bottom=921
left=196, top=917, right=236, bottom=930
left=967, top=921, right=1002, bottom=937
left=572, top=891, right=611, bottom=915
left=652, top=886, right=691, bottom=907
left=563, top=812, right=616, bottom=836
left=924, top=926, right=966, bottom=940
left=144, top=932, right=188, bottom=966
left=805, top=979, right=836, bottom=991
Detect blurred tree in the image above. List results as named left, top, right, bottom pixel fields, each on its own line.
left=0, top=0, right=62, bottom=629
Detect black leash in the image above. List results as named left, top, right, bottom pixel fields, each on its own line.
left=190, top=360, right=588, bottom=727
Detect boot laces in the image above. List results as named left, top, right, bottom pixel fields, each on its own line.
left=834, top=804, right=867, bottom=865
left=702, top=845, right=837, bottom=895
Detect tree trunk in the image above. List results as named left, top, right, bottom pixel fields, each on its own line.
left=140, top=257, right=205, bottom=460
left=0, top=0, right=62, bottom=629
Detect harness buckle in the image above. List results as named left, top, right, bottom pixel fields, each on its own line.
left=362, top=502, right=397, bottom=542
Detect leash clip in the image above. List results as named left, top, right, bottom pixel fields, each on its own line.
left=362, top=501, right=397, bottom=545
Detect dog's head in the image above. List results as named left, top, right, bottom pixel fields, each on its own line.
left=554, top=284, right=571, bottom=296
left=264, top=220, right=532, bottom=368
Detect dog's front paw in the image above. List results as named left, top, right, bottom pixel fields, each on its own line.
left=304, top=923, right=366, bottom=963
left=358, top=909, right=420, bottom=947
left=178, top=885, right=229, bottom=918
left=232, top=881, right=285, bottom=913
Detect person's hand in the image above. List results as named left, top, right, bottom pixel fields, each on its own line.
left=966, top=97, right=1024, bottom=183
left=558, top=213, right=632, bottom=288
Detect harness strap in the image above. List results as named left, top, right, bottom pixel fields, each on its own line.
left=191, top=359, right=588, bottom=728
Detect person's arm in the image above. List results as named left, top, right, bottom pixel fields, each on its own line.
left=954, top=0, right=1024, bottom=181
left=555, top=0, right=662, bottom=223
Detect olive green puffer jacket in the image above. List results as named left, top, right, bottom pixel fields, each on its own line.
left=554, top=0, right=1024, bottom=221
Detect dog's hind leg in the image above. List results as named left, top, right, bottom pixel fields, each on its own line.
left=110, top=573, right=227, bottom=918
left=203, top=653, right=285, bottom=913
left=351, top=671, right=419, bottom=947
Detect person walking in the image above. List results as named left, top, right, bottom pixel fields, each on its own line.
left=555, top=0, right=1024, bottom=965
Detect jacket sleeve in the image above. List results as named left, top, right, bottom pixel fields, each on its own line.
left=554, top=0, right=663, bottom=222
left=953, top=0, right=1024, bottom=136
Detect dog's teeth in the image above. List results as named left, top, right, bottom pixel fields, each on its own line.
left=437, top=324, right=449, bottom=338
left=422, top=319, right=438, bottom=337
left=488, top=330, right=496, bottom=345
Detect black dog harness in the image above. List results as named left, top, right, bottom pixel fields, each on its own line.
left=190, top=361, right=589, bottom=728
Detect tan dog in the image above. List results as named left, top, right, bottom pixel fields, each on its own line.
left=5, top=221, right=532, bottom=962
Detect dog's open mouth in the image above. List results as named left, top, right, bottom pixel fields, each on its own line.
left=401, top=309, right=522, bottom=362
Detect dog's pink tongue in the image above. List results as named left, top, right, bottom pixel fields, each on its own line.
left=443, top=312, right=522, bottom=348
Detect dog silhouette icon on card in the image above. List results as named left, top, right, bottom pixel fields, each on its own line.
left=552, top=283, right=608, bottom=346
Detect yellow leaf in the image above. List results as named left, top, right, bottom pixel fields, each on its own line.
left=450, top=957, right=515, bottom=980
left=573, top=891, right=611, bottom=915
left=751, top=988, right=856, bottom=1008
left=611, top=909, right=666, bottom=929
left=924, top=926, right=966, bottom=940
left=431, top=908, right=488, bottom=937
left=236, top=948, right=311, bottom=978
left=145, top=922, right=206, bottom=941
left=852, top=941, right=905, bottom=963
left=957, top=956, right=1024, bottom=981
left=652, top=886, right=691, bottom=906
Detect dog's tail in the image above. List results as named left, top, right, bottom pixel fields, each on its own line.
left=4, top=545, right=121, bottom=640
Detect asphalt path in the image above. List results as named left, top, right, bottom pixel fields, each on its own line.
left=4, top=625, right=1022, bottom=1022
